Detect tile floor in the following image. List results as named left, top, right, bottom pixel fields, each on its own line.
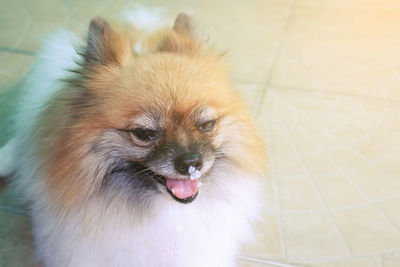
left=1, top=0, right=400, bottom=266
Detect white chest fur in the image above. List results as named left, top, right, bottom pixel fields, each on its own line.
left=33, top=175, right=260, bottom=267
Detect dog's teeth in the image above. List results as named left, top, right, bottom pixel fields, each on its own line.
left=188, top=166, right=196, bottom=174
left=198, top=181, right=202, bottom=188
left=171, top=189, right=176, bottom=195
left=190, top=170, right=201, bottom=180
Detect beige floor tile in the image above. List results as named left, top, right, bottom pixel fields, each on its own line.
left=1, top=0, right=293, bottom=83
left=379, top=197, right=400, bottom=229
left=367, top=128, right=400, bottom=152
left=0, top=0, right=31, bottom=51
left=0, top=0, right=69, bottom=51
left=376, top=149, right=400, bottom=178
left=313, top=133, right=344, bottom=153
left=178, top=0, right=292, bottom=83
left=243, top=212, right=282, bottom=258
left=279, top=178, right=324, bottom=211
left=346, top=165, right=400, bottom=200
left=382, top=251, right=400, bottom=267
left=264, top=140, right=309, bottom=179
left=379, top=103, right=400, bottom=133
left=297, top=0, right=396, bottom=9
left=260, top=88, right=383, bottom=151
left=304, top=257, right=378, bottom=267
left=0, top=52, right=36, bottom=144
left=0, top=52, right=35, bottom=91
left=302, top=152, right=337, bottom=175
left=253, top=84, right=400, bottom=262
left=233, top=81, right=265, bottom=112
left=1, top=0, right=400, bottom=266
left=351, top=138, right=395, bottom=161
left=333, top=206, right=400, bottom=254
left=270, top=4, right=400, bottom=101
left=274, top=155, right=308, bottom=179
left=283, top=212, right=347, bottom=258
left=290, top=127, right=322, bottom=155
left=314, top=173, right=365, bottom=210
left=238, top=258, right=286, bottom=267
left=333, top=127, right=365, bottom=150
left=260, top=178, right=277, bottom=211
left=264, top=118, right=299, bottom=162
left=329, top=148, right=366, bottom=171
left=261, top=114, right=309, bottom=178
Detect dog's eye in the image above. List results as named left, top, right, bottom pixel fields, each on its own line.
left=131, top=128, right=159, bottom=141
left=198, top=120, right=216, bottom=132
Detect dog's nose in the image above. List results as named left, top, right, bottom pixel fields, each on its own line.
left=174, top=153, right=202, bottom=175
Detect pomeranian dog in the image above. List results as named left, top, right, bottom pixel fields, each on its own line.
left=0, top=9, right=266, bottom=267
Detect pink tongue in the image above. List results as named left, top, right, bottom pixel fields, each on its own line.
left=166, top=179, right=199, bottom=199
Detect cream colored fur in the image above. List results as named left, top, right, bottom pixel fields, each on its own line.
left=1, top=9, right=263, bottom=267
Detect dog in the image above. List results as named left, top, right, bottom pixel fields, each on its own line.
left=0, top=10, right=266, bottom=267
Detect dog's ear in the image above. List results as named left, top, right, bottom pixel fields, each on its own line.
left=173, top=13, right=194, bottom=35
left=159, top=13, right=202, bottom=55
left=84, top=17, right=132, bottom=66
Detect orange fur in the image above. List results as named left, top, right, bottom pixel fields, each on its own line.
left=34, top=15, right=266, bottom=211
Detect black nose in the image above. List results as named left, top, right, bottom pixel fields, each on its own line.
left=174, top=153, right=202, bottom=175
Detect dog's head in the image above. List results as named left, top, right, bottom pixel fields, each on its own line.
left=37, top=15, right=266, bottom=209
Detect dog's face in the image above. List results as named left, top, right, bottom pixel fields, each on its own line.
left=84, top=50, right=241, bottom=204
left=38, top=15, right=265, bottom=209
left=89, top=53, right=236, bottom=204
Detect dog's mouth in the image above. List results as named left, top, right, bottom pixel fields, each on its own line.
left=121, top=162, right=200, bottom=204
left=165, top=178, right=200, bottom=204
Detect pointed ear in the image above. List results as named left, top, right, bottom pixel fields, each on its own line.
left=159, top=13, right=201, bottom=55
left=85, top=17, right=132, bottom=66
left=173, top=13, right=194, bottom=35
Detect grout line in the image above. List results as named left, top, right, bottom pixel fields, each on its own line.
left=266, top=118, right=287, bottom=258
left=342, top=84, right=389, bottom=143
left=96, top=0, right=118, bottom=15
left=378, top=255, right=383, bottom=267
left=268, top=85, right=400, bottom=243
left=345, top=126, right=400, bottom=166
left=312, top=89, right=365, bottom=137
left=290, top=124, right=395, bottom=253
left=315, top=112, right=400, bottom=233
left=260, top=247, right=400, bottom=264
left=0, top=47, right=36, bottom=56
left=232, top=78, right=262, bottom=86
left=266, top=191, right=400, bottom=214
left=297, top=121, right=400, bottom=237
left=331, top=152, right=400, bottom=234
left=254, top=0, right=296, bottom=116
left=269, top=90, right=288, bottom=256
left=273, top=92, right=356, bottom=255
left=232, top=79, right=265, bottom=114
left=262, top=97, right=287, bottom=258
left=239, top=256, right=303, bottom=267
left=70, top=0, right=92, bottom=16
left=328, top=153, right=400, bottom=233
left=17, top=0, right=34, bottom=51
left=277, top=117, right=353, bottom=256
left=268, top=82, right=400, bottom=105
left=264, top=190, right=399, bottom=214
left=270, top=84, right=365, bottom=139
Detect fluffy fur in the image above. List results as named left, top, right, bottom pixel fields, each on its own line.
left=0, top=10, right=266, bottom=267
